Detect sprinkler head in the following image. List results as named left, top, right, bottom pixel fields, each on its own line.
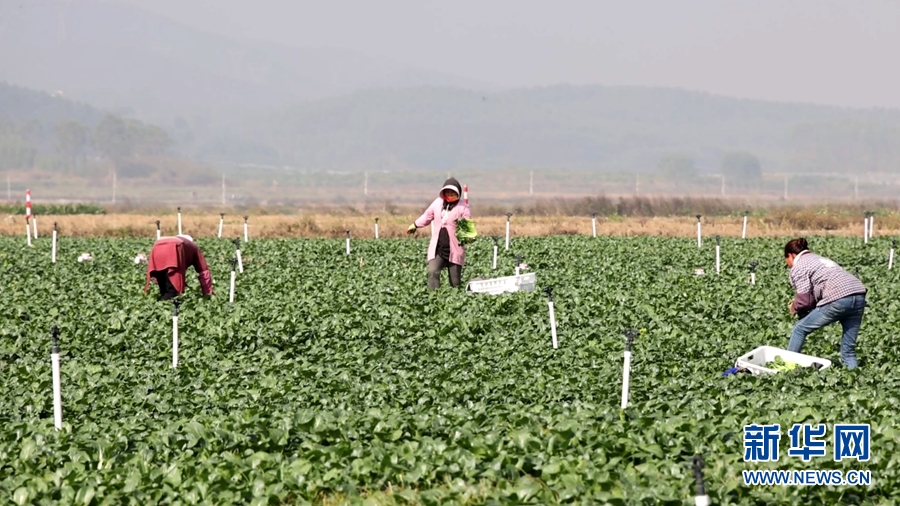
left=232, top=238, right=240, bottom=249
left=592, top=212, right=597, bottom=218
left=744, top=210, right=749, bottom=216
left=230, top=257, right=237, bottom=270
left=624, top=328, right=638, bottom=344
left=715, top=235, right=720, bottom=245
left=220, top=213, right=225, bottom=218
left=692, top=455, right=707, bottom=496
left=243, top=216, right=249, bottom=223
left=749, top=261, right=758, bottom=272
left=155, top=220, right=160, bottom=228
left=491, top=236, right=499, bottom=244
left=173, top=298, right=181, bottom=315
left=506, top=213, right=513, bottom=220
left=53, top=222, right=58, bottom=230
left=51, top=325, right=59, bottom=348
left=177, top=207, right=181, bottom=212
left=696, top=215, right=701, bottom=221
left=375, top=217, right=379, bottom=223
left=543, top=285, right=553, bottom=300
left=346, top=230, right=350, bottom=238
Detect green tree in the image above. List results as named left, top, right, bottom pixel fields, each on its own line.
left=657, top=154, right=696, bottom=178
left=54, top=120, right=90, bottom=169
left=721, top=151, right=762, bottom=181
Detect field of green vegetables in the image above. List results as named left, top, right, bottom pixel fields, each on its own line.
left=1, top=234, right=899, bottom=505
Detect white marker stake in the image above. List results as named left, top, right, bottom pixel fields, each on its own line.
left=749, top=262, right=758, bottom=285
left=26, top=218, right=32, bottom=247
left=51, top=326, right=62, bottom=430
left=869, top=215, right=875, bottom=238
left=346, top=231, right=351, bottom=255
left=621, top=330, right=636, bottom=409
left=715, top=236, right=721, bottom=275
left=696, top=215, right=702, bottom=248
left=889, top=242, right=895, bottom=270
left=591, top=213, right=597, bottom=238
left=52, top=223, right=58, bottom=263
left=741, top=213, right=748, bottom=239
left=545, top=287, right=558, bottom=350
left=492, top=238, right=498, bottom=270
left=218, top=213, right=224, bottom=239
left=243, top=216, right=249, bottom=243
left=32, top=216, right=38, bottom=239
left=505, top=213, right=512, bottom=251
left=374, top=218, right=379, bottom=239
left=750, top=272, right=756, bottom=285
left=156, top=220, right=161, bottom=240
left=177, top=207, right=182, bottom=236
left=172, top=300, right=180, bottom=369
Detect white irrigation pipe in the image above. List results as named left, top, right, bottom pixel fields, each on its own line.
left=693, top=455, right=709, bottom=506
left=863, top=214, right=869, bottom=244
left=715, top=236, right=721, bottom=275
left=545, top=287, right=558, bottom=350
left=52, top=222, right=58, bottom=263
left=233, top=239, right=244, bottom=273
left=621, top=330, right=636, bottom=409
left=492, top=237, right=498, bottom=270
left=869, top=215, right=875, bottom=238
left=243, top=216, right=249, bottom=243
left=156, top=220, right=161, bottom=240
left=172, top=299, right=180, bottom=369
left=696, top=215, right=702, bottom=248
left=218, top=213, right=224, bottom=239
left=177, top=207, right=182, bottom=236
left=32, top=216, right=38, bottom=239
left=51, top=326, right=63, bottom=430
left=515, top=255, right=523, bottom=276
left=889, top=241, right=895, bottom=270
left=26, top=217, right=32, bottom=247
left=345, top=230, right=351, bottom=255
left=374, top=218, right=379, bottom=239
left=741, top=212, right=748, bottom=239
left=229, top=259, right=237, bottom=303
left=591, top=213, right=597, bottom=238
left=749, top=261, right=758, bottom=285
left=505, top=213, right=512, bottom=251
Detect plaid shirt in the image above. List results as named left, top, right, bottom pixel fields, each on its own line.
left=789, top=251, right=866, bottom=313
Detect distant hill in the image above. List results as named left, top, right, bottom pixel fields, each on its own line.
left=215, top=85, right=900, bottom=173
left=0, top=0, right=489, bottom=125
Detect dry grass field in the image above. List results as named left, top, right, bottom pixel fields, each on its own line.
left=2, top=212, right=897, bottom=239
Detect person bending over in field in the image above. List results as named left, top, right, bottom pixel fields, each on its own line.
left=407, top=177, right=476, bottom=289
left=784, top=238, right=866, bottom=369
left=144, top=234, right=213, bottom=300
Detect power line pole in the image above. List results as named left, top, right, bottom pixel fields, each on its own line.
left=529, top=171, right=534, bottom=195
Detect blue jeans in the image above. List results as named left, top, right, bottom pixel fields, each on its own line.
left=788, top=294, right=866, bottom=369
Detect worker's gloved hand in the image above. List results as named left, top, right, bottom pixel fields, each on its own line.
left=407, top=224, right=417, bottom=235
left=788, top=299, right=796, bottom=315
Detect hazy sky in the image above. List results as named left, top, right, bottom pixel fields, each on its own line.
left=116, top=0, right=900, bottom=109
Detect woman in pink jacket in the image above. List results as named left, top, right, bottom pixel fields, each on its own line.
left=407, top=177, right=472, bottom=289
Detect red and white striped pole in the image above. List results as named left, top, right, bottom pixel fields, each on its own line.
left=463, top=185, right=468, bottom=205
left=25, top=189, right=32, bottom=219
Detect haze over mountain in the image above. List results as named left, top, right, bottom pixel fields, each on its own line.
left=0, top=0, right=489, bottom=124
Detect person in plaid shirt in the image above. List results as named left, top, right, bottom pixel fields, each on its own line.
left=785, top=238, right=867, bottom=369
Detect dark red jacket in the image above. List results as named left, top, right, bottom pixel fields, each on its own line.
left=144, top=237, right=213, bottom=295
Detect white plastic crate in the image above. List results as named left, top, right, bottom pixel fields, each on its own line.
left=736, top=346, right=831, bottom=375
left=466, top=272, right=537, bottom=295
